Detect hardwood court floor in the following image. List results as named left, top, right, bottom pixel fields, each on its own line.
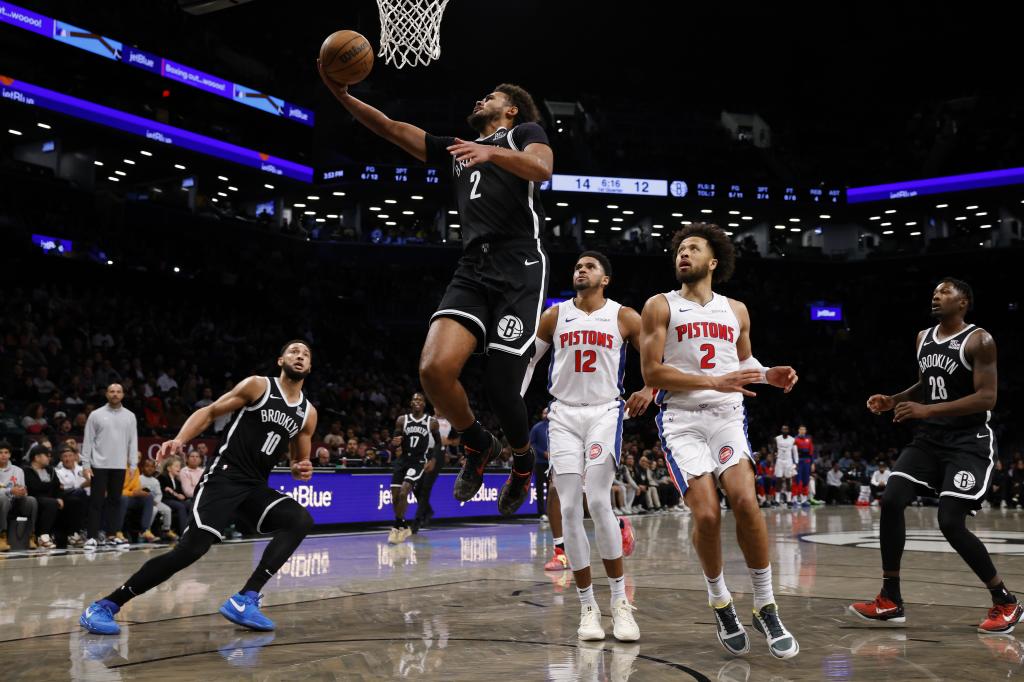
left=4, top=505, right=1024, bottom=681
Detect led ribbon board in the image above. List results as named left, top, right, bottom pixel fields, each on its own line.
left=1, top=75, right=313, bottom=182
left=0, top=1, right=313, bottom=125
left=847, top=167, right=1024, bottom=204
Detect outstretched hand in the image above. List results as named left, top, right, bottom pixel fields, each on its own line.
left=447, top=138, right=497, bottom=167
left=712, top=370, right=764, bottom=397
left=316, top=59, right=349, bottom=99
left=766, top=366, right=798, bottom=393
left=866, top=394, right=895, bottom=414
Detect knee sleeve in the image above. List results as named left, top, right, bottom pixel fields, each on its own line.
left=584, top=462, right=623, bottom=561
left=483, top=352, right=531, bottom=448
left=177, top=527, right=216, bottom=561
left=260, top=497, right=314, bottom=536
left=938, top=496, right=997, bottom=583
left=555, top=472, right=590, bottom=571
left=881, top=475, right=916, bottom=513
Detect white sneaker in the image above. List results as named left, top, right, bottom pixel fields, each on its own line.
left=83, top=538, right=98, bottom=551
left=387, top=528, right=400, bottom=544
left=397, top=527, right=412, bottom=542
left=611, top=597, right=640, bottom=641
left=38, top=534, right=56, bottom=549
left=578, top=603, right=605, bottom=641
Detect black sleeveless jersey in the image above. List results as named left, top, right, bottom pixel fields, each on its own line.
left=916, top=324, right=988, bottom=430
left=424, top=123, right=549, bottom=249
left=402, top=413, right=431, bottom=460
left=215, top=377, right=310, bottom=481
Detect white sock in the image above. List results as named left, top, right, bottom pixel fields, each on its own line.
left=608, top=575, right=626, bottom=603
left=577, top=584, right=598, bottom=607
left=749, top=565, right=775, bottom=611
left=553, top=536, right=564, bottom=548
left=704, top=572, right=732, bottom=608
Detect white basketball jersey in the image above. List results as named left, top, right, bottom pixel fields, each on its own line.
left=547, top=298, right=625, bottom=406
left=656, top=290, right=742, bottom=411
left=775, top=434, right=797, bottom=465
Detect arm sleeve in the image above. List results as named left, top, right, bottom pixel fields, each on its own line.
left=509, top=122, right=549, bottom=150
left=128, top=412, right=138, bottom=469
left=520, top=338, right=551, bottom=396
left=81, top=414, right=95, bottom=468
left=424, top=133, right=456, bottom=165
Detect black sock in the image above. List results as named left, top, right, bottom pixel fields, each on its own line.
left=881, top=576, right=902, bottom=604
left=555, top=542, right=564, bottom=551
left=619, top=518, right=625, bottom=530
left=242, top=566, right=275, bottom=596
left=989, top=581, right=1016, bottom=605
left=102, top=584, right=138, bottom=609
left=394, top=518, right=405, bottom=529
left=460, top=421, right=489, bottom=453
left=511, top=448, right=533, bottom=474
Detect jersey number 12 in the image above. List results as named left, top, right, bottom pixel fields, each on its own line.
left=575, top=349, right=597, bottom=373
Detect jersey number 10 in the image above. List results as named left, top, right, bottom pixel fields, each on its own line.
left=261, top=431, right=282, bottom=456
left=574, top=349, right=597, bottom=373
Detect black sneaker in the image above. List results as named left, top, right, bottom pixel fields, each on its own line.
left=751, top=603, right=799, bottom=659
left=498, top=449, right=535, bottom=516
left=712, top=600, right=750, bottom=656
left=454, top=433, right=498, bottom=502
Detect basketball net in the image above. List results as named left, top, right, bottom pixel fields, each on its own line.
left=376, top=0, right=450, bottom=68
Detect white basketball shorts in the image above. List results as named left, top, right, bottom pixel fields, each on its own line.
left=656, top=402, right=754, bottom=494
left=548, top=400, right=624, bottom=476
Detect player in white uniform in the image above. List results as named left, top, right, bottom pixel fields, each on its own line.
left=522, top=251, right=651, bottom=642
left=640, top=223, right=800, bottom=660
left=774, top=425, right=798, bottom=506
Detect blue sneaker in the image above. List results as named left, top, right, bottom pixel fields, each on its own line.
left=801, top=501, right=811, bottom=509
left=218, top=631, right=277, bottom=666
left=80, top=601, right=120, bottom=635
left=219, top=592, right=275, bottom=631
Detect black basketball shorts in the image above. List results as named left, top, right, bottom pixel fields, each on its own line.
left=391, top=455, right=426, bottom=486
left=189, top=472, right=294, bottom=540
left=891, top=424, right=997, bottom=507
left=431, top=238, right=549, bottom=356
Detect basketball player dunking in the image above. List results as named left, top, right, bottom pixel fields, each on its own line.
left=522, top=251, right=651, bottom=642
left=390, top=392, right=442, bottom=543
left=640, top=224, right=800, bottom=659
left=850, top=278, right=1020, bottom=633
left=81, top=341, right=318, bottom=635
left=319, top=69, right=551, bottom=516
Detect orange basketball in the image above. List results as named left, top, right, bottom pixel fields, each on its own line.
left=319, top=30, right=374, bottom=86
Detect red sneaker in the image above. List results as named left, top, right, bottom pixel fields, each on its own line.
left=620, top=516, right=636, bottom=558
left=979, top=602, right=1024, bottom=634
left=848, top=594, right=906, bottom=623
left=544, top=547, right=569, bottom=571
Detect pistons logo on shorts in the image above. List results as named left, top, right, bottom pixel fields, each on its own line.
left=588, top=443, right=603, bottom=460
left=718, top=446, right=734, bottom=464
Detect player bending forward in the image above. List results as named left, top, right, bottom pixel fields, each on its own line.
left=640, top=223, right=800, bottom=659
left=81, top=341, right=318, bottom=635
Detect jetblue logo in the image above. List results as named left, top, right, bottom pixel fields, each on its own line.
left=129, top=52, right=155, bottom=69
left=288, top=107, right=309, bottom=121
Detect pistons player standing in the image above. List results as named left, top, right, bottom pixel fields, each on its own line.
left=522, top=251, right=651, bottom=642
left=81, top=341, right=318, bottom=635
left=640, top=224, right=800, bottom=659
left=850, top=278, right=1020, bottom=633
left=320, top=70, right=552, bottom=517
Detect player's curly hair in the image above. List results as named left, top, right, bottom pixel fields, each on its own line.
left=495, top=83, right=541, bottom=126
left=938, top=276, right=974, bottom=311
left=670, top=222, right=736, bottom=284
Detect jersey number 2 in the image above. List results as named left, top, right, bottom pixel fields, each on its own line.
left=575, top=349, right=597, bottom=373
left=261, top=431, right=282, bottom=456
left=469, top=170, right=482, bottom=200
left=699, top=344, right=716, bottom=369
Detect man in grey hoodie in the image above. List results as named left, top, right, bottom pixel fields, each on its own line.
left=0, top=440, right=38, bottom=551
left=81, top=384, right=138, bottom=550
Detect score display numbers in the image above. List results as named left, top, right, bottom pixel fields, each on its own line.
left=551, top=174, right=668, bottom=196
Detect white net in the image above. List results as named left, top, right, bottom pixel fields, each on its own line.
left=376, top=0, right=451, bottom=68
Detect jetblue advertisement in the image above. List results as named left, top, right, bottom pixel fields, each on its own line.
left=267, top=471, right=538, bottom=524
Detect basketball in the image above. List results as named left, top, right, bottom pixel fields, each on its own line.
left=319, top=30, right=374, bottom=85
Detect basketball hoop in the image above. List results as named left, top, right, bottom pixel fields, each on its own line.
left=376, top=0, right=451, bottom=68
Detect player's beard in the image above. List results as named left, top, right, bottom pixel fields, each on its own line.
left=467, top=108, right=499, bottom=134
left=676, top=262, right=710, bottom=284
left=573, top=279, right=594, bottom=292
left=282, top=364, right=310, bottom=382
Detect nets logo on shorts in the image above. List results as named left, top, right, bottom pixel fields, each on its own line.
left=589, top=443, right=603, bottom=460
left=497, top=315, right=524, bottom=341
left=719, top=446, right=734, bottom=464
left=953, top=470, right=976, bottom=491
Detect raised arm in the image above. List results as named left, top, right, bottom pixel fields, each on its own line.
left=288, top=405, right=318, bottom=481
left=317, top=61, right=429, bottom=162
left=159, top=376, right=267, bottom=459
left=894, top=330, right=997, bottom=423
left=639, top=294, right=761, bottom=396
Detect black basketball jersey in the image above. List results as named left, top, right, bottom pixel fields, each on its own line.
left=916, top=324, right=988, bottom=430
left=215, top=377, right=310, bottom=480
left=402, top=413, right=431, bottom=460
left=424, top=123, right=549, bottom=248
